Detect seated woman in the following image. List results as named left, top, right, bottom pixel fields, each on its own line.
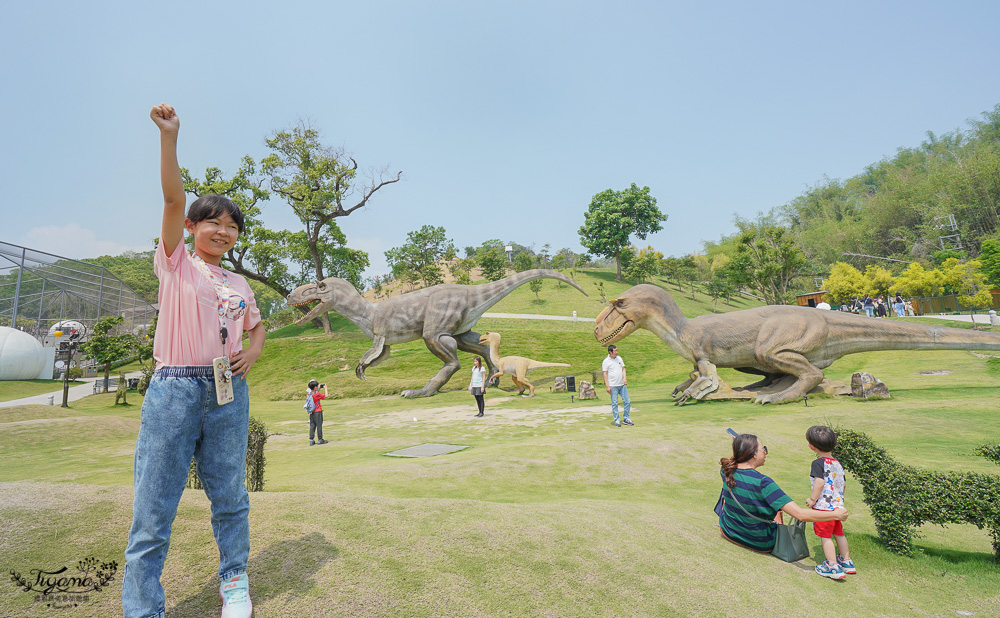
left=716, top=433, right=848, bottom=552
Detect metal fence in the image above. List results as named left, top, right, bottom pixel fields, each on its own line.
left=0, top=240, right=156, bottom=340
left=911, top=292, right=1000, bottom=315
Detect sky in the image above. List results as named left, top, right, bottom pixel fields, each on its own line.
left=3, top=1, right=1000, bottom=281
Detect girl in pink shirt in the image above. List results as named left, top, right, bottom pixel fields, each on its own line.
left=122, top=104, right=265, bottom=618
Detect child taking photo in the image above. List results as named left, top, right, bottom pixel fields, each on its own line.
left=122, top=103, right=266, bottom=618
left=806, top=425, right=857, bottom=580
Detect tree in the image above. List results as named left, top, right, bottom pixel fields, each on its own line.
left=475, top=239, right=508, bottom=282
left=979, top=239, right=1000, bottom=288
left=528, top=279, right=543, bottom=301
left=823, top=262, right=864, bottom=303
left=385, top=225, right=455, bottom=289
left=80, top=316, right=136, bottom=393
left=890, top=262, right=932, bottom=299
left=861, top=264, right=895, bottom=299
left=261, top=121, right=401, bottom=332
left=513, top=250, right=535, bottom=273
left=579, top=183, right=667, bottom=281
left=538, top=244, right=551, bottom=268
left=727, top=217, right=807, bottom=305
left=943, top=258, right=994, bottom=320
left=623, top=246, right=662, bottom=283
left=705, top=269, right=736, bottom=312
left=674, top=256, right=698, bottom=296
left=448, top=258, right=475, bottom=285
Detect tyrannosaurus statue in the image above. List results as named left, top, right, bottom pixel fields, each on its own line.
left=287, top=269, right=586, bottom=398
left=594, top=284, right=1000, bottom=405
left=479, top=331, right=571, bottom=397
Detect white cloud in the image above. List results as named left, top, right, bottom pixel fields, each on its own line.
left=18, top=223, right=149, bottom=259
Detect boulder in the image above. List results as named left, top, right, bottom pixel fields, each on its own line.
left=577, top=380, right=597, bottom=399
left=851, top=372, right=891, bottom=399
left=553, top=376, right=567, bottom=392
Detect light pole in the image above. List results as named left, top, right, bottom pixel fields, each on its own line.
left=54, top=330, right=79, bottom=408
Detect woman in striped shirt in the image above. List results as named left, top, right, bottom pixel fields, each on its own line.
left=717, top=434, right=848, bottom=552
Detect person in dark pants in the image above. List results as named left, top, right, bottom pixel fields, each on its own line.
left=307, top=380, right=328, bottom=445
left=468, top=356, right=487, bottom=417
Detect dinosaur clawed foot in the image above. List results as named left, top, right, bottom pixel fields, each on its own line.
left=674, top=392, right=692, bottom=406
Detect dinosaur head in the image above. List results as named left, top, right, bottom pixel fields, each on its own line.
left=594, top=284, right=669, bottom=345
left=286, top=277, right=363, bottom=326
left=478, top=331, right=501, bottom=347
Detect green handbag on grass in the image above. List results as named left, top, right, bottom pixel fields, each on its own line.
left=723, top=485, right=810, bottom=562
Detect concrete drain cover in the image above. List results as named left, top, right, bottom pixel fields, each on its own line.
left=385, top=443, right=469, bottom=458
left=918, top=370, right=953, bottom=375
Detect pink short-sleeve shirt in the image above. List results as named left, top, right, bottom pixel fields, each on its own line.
left=153, top=239, right=261, bottom=368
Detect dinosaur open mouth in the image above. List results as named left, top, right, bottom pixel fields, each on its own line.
left=597, top=320, right=632, bottom=344
left=288, top=299, right=315, bottom=308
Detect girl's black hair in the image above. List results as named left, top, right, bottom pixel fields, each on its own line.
left=719, top=433, right=761, bottom=488
left=187, top=194, right=245, bottom=234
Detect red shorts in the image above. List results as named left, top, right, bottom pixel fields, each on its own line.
left=813, top=517, right=844, bottom=538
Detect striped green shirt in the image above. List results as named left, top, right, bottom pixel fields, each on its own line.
left=718, top=468, right=791, bottom=551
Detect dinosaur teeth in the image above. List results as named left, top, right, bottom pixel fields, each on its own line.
left=598, top=321, right=631, bottom=344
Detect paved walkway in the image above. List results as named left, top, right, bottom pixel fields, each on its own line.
left=0, top=372, right=144, bottom=408
left=910, top=313, right=999, bottom=326
left=483, top=312, right=594, bottom=322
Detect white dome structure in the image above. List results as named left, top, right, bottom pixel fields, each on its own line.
left=0, top=327, right=47, bottom=380
left=48, top=320, right=86, bottom=337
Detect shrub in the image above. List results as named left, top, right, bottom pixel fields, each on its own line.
left=187, top=416, right=269, bottom=492
left=833, top=427, right=1000, bottom=562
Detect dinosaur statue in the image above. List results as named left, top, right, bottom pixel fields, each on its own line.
left=287, top=269, right=586, bottom=398
left=593, top=284, right=1000, bottom=405
left=478, top=331, right=571, bottom=397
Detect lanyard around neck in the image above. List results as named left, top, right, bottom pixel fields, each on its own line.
left=192, top=254, right=231, bottom=348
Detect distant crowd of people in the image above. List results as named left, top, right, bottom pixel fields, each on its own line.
left=837, top=293, right=913, bottom=317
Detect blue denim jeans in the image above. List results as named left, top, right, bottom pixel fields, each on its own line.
left=609, top=384, right=630, bottom=422
left=122, top=367, right=250, bottom=618
left=864, top=306, right=874, bottom=317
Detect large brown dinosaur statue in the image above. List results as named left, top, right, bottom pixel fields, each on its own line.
left=287, top=269, right=586, bottom=398
left=594, top=284, right=1000, bottom=405
left=478, top=331, right=571, bottom=397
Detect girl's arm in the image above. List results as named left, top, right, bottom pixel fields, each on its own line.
left=806, top=477, right=824, bottom=508
left=781, top=501, right=847, bottom=523
left=231, top=322, right=266, bottom=377
left=150, top=103, right=185, bottom=257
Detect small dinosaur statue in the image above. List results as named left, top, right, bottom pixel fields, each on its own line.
left=478, top=331, right=571, bottom=397
left=287, top=269, right=586, bottom=398
left=594, top=284, right=1000, bottom=404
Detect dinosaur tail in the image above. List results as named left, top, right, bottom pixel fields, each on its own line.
left=528, top=362, right=572, bottom=369
left=843, top=318, right=1000, bottom=352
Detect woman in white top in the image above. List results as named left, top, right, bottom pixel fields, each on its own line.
left=469, top=356, right=488, bottom=417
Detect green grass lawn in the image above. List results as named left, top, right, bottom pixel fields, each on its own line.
left=2, top=280, right=999, bottom=616
left=0, top=379, right=65, bottom=402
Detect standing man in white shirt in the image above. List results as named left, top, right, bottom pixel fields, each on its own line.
left=602, top=344, right=632, bottom=427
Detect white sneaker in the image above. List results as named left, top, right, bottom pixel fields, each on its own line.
left=220, top=573, right=253, bottom=617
